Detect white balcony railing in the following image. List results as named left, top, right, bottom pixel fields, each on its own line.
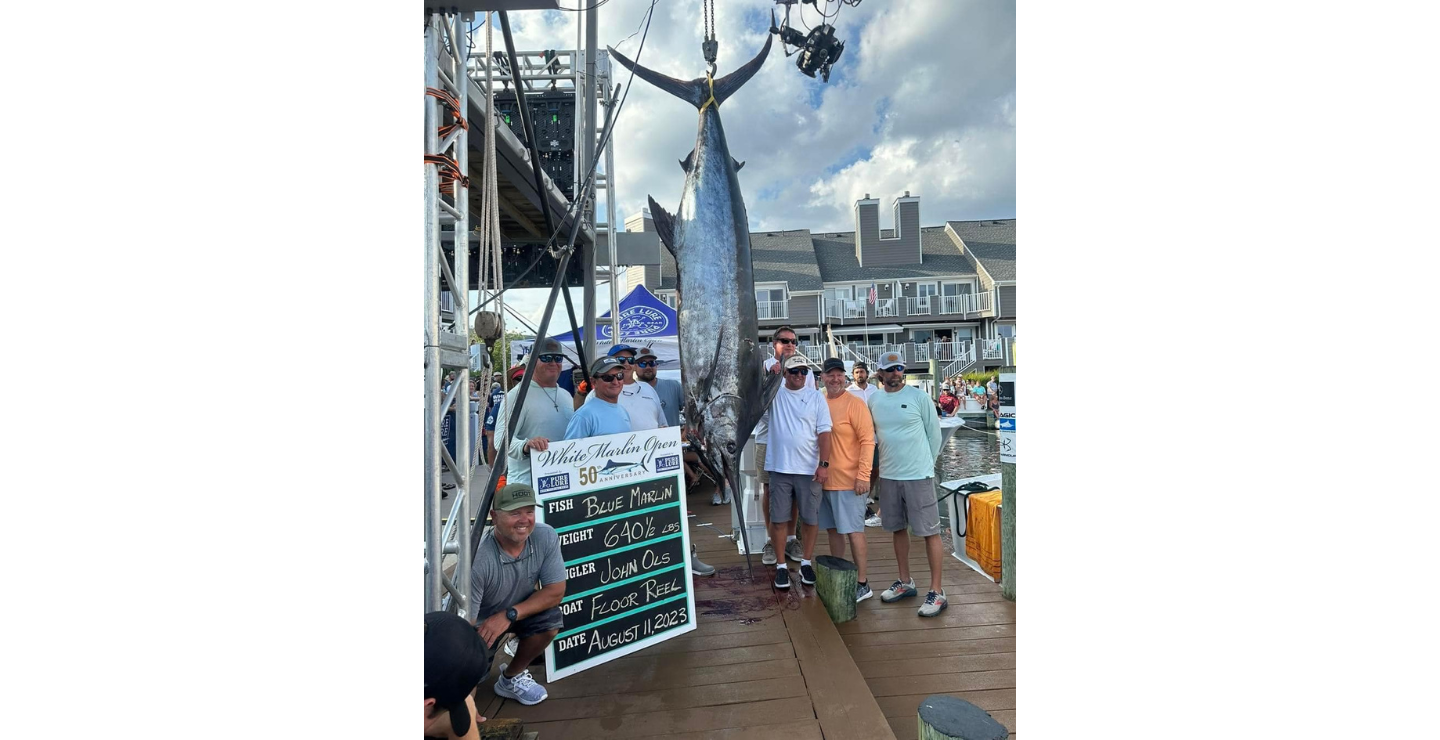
left=981, top=339, right=1004, bottom=360
left=906, top=296, right=932, bottom=315
left=874, top=298, right=897, bottom=317
left=938, top=295, right=964, bottom=315
left=756, top=300, right=788, bottom=320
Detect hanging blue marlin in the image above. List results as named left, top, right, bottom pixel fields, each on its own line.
left=608, top=37, right=780, bottom=573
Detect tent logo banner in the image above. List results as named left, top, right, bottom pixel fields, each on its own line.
left=599, top=306, right=670, bottom=339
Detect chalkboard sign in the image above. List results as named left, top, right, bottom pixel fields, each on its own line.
left=530, top=427, right=696, bottom=680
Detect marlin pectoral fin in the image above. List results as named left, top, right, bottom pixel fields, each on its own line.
left=700, top=326, right=727, bottom=400
left=647, top=196, right=679, bottom=260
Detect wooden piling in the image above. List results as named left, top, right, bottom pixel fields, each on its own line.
left=917, top=694, right=1009, bottom=740
left=813, top=555, right=858, bottom=623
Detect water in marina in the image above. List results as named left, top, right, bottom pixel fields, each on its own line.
left=934, top=425, right=1002, bottom=531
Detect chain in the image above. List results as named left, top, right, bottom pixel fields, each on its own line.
left=702, top=0, right=717, bottom=76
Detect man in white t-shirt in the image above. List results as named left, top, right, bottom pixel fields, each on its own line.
left=584, top=344, right=666, bottom=430
left=754, top=326, right=800, bottom=566
left=846, top=362, right=880, bottom=403
left=763, top=354, right=833, bottom=590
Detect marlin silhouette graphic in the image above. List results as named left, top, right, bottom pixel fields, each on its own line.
left=599, top=459, right=647, bottom=476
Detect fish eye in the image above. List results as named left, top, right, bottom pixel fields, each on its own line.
left=726, top=442, right=736, bottom=454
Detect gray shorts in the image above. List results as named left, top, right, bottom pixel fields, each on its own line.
left=877, top=477, right=942, bottom=537
left=769, top=472, right=821, bottom=525
left=756, top=443, right=770, bottom=485
left=818, top=489, right=866, bottom=534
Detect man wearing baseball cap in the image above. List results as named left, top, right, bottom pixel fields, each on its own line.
left=818, top=357, right=876, bottom=603
left=583, top=344, right=666, bottom=431
left=564, top=356, right=633, bottom=439
left=867, top=351, right=948, bottom=617
left=762, top=353, right=833, bottom=590
left=425, top=611, right=489, bottom=739
left=468, top=482, right=567, bottom=706
left=493, top=338, right=575, bottom=486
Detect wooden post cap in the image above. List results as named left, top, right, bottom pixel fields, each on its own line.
left=917, top=695, right=1008, bottom=740
left=815, top=555, right=856, bottom=571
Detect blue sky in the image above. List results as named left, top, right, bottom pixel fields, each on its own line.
left=492, top=0, right=1015, bottom=326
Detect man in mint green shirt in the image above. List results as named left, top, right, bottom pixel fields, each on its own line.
left=866, top=352, right=948, bottom=618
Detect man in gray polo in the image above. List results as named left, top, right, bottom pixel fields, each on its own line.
left=469, top=482, right=566, bottom=705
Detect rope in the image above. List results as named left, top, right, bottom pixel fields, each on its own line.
left=698, top=72, right=718, bottom=112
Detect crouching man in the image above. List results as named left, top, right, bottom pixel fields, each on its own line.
left=469, top=482, right=566, bottom=706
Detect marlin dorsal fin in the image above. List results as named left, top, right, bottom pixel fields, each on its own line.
left=647, top=196, right=678, bottom=260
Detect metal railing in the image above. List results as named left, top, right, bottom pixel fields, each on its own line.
left=756, top=300, right=788, bottom=320
left=906, top=296, right=933, bottom=315
left=981, top=339, right=1004, bottom=360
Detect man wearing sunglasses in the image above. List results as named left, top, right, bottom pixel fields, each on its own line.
left=493, top=338, right=575, bottom=486
left=585, top=344, right=667, bottom=432
left=762, top=354, right=833, bottom=590
left=563, top=356, right=633, bottom=440
left=867, top=351, right=948, bottom=617
left=755, top=326, right=804, bottom=566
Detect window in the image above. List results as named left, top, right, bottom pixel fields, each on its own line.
left=916, top=283, right=938, bottom=298
left=996, top=324, right=1016, bottom=338
left=829, top=286, right=854, bottom=302
left=941, top=281, right=973, bottom=296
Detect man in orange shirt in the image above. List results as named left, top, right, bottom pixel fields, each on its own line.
left=818, top=358, right=877, bottom=603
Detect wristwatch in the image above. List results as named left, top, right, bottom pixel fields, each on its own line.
left=505, top=607, right=518, bottom=623
left=819, top=460, right=830, bottom=468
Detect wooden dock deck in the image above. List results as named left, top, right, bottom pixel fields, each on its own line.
left=479, top=480, right=1016, bottom=739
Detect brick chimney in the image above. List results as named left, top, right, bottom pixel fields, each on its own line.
left=853, top=192, right=921, bottom=267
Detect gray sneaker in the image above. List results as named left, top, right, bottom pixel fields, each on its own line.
left=918, top=590, right=949, bottom=617
left=761, top=541, right=777, bottom=565
left=880, top=579, right=917, bottom=603
left=785, top=539, right=804, bottom=562
left=494, top=662, right=548, bottom=705
left=856, top=582, right=873, bottom=603
left=691, top=546, right=716, bottom=577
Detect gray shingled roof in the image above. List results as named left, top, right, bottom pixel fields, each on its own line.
left=749, top=229, right=824, bottom=290
left=657, top=229, right=824, bottom=291
left=946, top=220, right=1016, bottom=281
left=811, top=226, right=978, bottom=282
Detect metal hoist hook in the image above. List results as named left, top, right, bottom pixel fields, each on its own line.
left=701, top=0, right=717, bottom=77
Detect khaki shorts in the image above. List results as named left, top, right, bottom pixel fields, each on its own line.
left=756, top=443, right=770, bottom=485
left=769, top=472, right=821, bottom=525
left=877, top=477, right=942, bottom=537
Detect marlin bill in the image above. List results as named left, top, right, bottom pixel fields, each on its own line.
left=607, top=38, right=781, bottom=532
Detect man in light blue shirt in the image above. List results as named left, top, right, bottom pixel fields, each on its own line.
left=866, top=351, right=948, bottom=618
left=563, top=356, right=632, bottom=440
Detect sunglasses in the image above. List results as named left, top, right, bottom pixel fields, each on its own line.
left=786, top=367, right=809, bottom=376
left=774, top=337, right=796, bottom=345
left=596, top=373, right=625, bottom=383
left=880, top=366, right=905, bottom=373
left=537, top=354, right=565, bottom=363
left=635, top=360, right=657, bottom=368
left=612, top=356, right=634, bottom=364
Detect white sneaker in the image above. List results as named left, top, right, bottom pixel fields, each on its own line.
left=503, top=636, right=518, bottom=657
left=864, top=514, right=883, bottom=528
left=918, top=590, right=949, bottom=617
left=494, top=662, right=548, bottom=705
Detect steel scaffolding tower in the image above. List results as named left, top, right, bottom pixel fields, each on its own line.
left=424, top=12, right=473, bottom=615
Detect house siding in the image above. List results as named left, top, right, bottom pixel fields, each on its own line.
left=757, top=294, right=819, bottom=328
left=998, top=285, right=1016, bottom=318
left=854, top=203, right=880, bottom=265
left=852, top=197, right=921, bottom=266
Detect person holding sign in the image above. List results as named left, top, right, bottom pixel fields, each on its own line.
left=763, top=354, right=833, bottom=590
left=564, top=357, right=632, bottom=439
left=818, top=358, right=876, bottom=603
left=469, top=483, right=567, bottom=706
left=584, top=344, right=667, bottom=431
left=494, top=339, right=575, bottom=486
left=868, top=351, right=949, bottom=617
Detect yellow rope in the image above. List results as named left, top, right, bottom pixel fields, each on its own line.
left=699, top=72, right=718, bottom=112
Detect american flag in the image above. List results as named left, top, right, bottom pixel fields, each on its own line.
left=868, top=284, right=877, bottom=305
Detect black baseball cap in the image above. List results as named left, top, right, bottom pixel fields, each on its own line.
left=822, top=358, right=846, bottom=373
left=425, top=611, right=489, bottom=737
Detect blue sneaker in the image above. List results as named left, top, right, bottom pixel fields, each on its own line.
left=494, top=662, right=548, bottom=705
left=773, top=566, right=791, bottom=590
left=856, top=582, right=873, bottom=603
